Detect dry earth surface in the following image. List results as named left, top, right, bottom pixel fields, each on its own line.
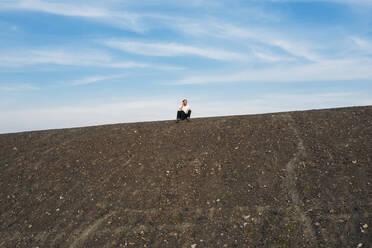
left=1, top=106, right=371, bottom=248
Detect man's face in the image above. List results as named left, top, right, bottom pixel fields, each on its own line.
left=183, top=100, right=187, bottom=106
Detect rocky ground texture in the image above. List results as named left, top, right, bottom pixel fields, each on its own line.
left=1, top=106, right=371, bottom=248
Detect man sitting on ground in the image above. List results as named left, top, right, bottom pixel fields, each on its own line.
left=176, top=99, right=191, bottom=122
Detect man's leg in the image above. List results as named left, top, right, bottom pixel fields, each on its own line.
left=177, top=111, right=187, bottom=120
left=186, top=110, right=191, bottom=121
left=180, top=111, right=187, bottom=120
left=177, top=111, right=182, bottom=122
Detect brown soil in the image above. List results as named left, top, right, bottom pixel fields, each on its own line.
left=1, top=106, right=371, bottom=248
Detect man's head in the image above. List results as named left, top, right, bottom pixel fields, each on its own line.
left=182, top=99, right=187, bottom=106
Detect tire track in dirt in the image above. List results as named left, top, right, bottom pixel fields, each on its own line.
left=282, top=113, right=317, bottom=246
left=69, top=211, right=116, bottom=248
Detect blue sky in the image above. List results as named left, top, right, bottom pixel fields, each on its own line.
left=0, top=0, right=371, bottom=133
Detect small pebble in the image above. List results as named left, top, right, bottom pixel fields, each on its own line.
left=191, top=244, right=197, bottom=248
left=357, top=243, right=363, bottom=248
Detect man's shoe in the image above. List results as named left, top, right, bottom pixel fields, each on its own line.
left=186, top=117, right=190, bottom=122
left=176, top=119, right=180, bottom=123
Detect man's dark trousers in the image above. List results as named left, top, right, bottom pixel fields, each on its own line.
left=177, top=110, right=191, bottom=120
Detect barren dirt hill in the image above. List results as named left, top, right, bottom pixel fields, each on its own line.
left=1, top=106, right=371, bottom=248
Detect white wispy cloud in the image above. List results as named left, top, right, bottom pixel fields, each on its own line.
left=298, top=0, right=371, bottom=4
left=0, top=49, right=111, bottom=67
left=0, top=0, right=144, bottom=32
left=9, top=0, right=107, bottom=17
left=338, top=0, right=372, bottom=4
left=172, top=21, right=321, bottom=62
left=253, top=51, right=294, bottom=62
left=0, top=83, right=39, bottom=91
left=171, top=58, right=372, bottom=84
left=159, top=18, right=372, bottom=83
left=10, top=25, right=18, bottom=31
left=104, top=40, right=246, bottom=61
left=0, top=1, right=334, bottom=64
left=350, top=36, right=372, bottom=54
left=263, top=0, right=372, bottom=5
left=64, top=74, right=127, bottom=86
left=0, top=48, right=182, bottom=70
